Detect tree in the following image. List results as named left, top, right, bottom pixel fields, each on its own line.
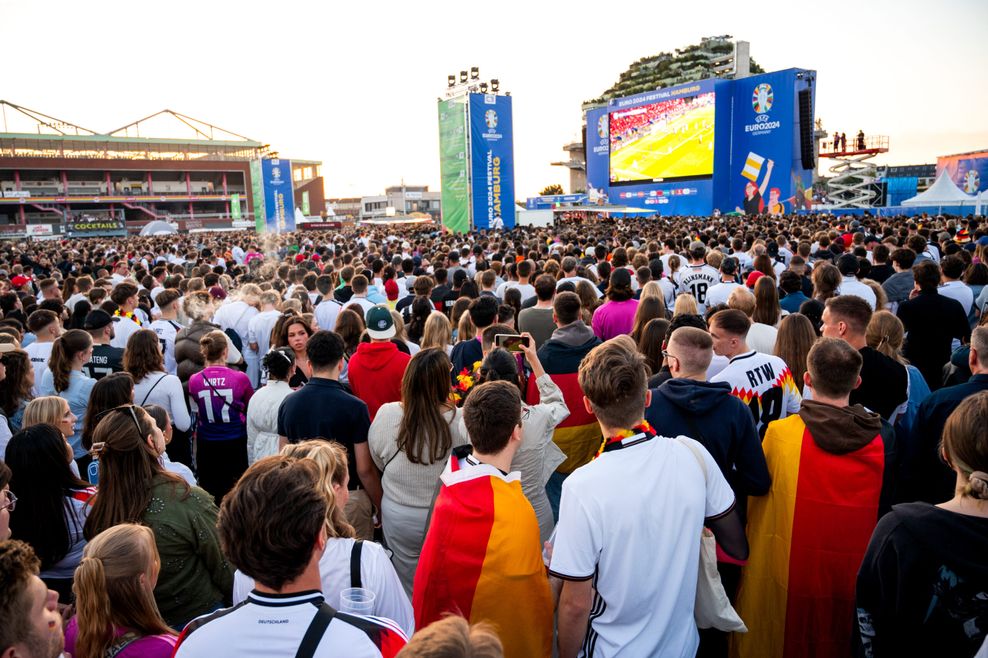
left=540, top=184, right=564, bottom=196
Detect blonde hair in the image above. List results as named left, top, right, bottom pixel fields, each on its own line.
left=863, top=279, right=888, bottom=311
left=866, top=310, right=907, bottom=365
left=639, top=280, right=663, bottom=302
left=727, top=287, right=755, bottom=316
left=22, top=396, right=68, bottom=431
left=422, top=312, right=453, bottom=351
left=73, top=524, right=173, bottom=658
left=673, top=294, right=698, bottom=318
left=457, top=310, right=476, bottom=343
left=280, top=440, right=355, bottom=539
left=396, top=616, right=503, bottom=658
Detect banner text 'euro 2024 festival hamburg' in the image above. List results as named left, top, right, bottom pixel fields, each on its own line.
left=586, top=69, right=815, bottom=216
left=469, top=94, right=515, bottom=230
left=437, top=99, right=470, bottom=234
left=259, top=158, right=296, bottom=233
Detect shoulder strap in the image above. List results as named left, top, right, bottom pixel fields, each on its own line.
left=676, top=436, right=708, bottom=482
left=350, top=540, right=364, bottom=589
left=295, top=603, right=336, bottom=658
left=140, top=374, right=168, bottom=406
left=104, top=631, right=142, bottom=658
left=202, top=370, right=245, bottom=415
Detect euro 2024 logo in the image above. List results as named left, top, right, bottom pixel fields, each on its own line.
left=752, top=83, right=773, bottom=120
left=485, top=109, right=498, bottom=131
left=597, top=115, right=608, bottom=140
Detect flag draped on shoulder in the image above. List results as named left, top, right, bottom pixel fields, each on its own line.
left=412, top=451, right=553, bottom=658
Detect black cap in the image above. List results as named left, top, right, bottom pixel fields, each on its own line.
left=83, top=309, right=113, bottom=330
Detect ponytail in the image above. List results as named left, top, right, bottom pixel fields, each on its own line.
left=73, top=556, right=115, bottom=658
left=49, top=329, right=92, bottom=393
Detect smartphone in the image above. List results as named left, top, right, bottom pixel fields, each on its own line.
left=495, top=334, right=530, bottom=352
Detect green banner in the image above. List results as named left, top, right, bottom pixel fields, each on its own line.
left=230, top=193, right=241, bottom=220
left=302, top=191, right=310, bottom=216
left=249, top=159, right=265, bottom=232
left=438, top=99, right=470, bottom=233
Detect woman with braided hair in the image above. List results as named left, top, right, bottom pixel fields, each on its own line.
left=855, top=391, right=988, bottom=656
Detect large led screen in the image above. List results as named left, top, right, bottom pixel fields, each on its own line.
left=609, top=92, right=715, bottom=184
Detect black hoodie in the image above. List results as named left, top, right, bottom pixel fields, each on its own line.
left=855, top=502, right=988, bottom=657
left=644, top=378, right=770, bottom=508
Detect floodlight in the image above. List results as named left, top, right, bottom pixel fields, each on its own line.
left=459, top=70, right=468, bottom=83
left=479, top=82, right=488, bottom=93
left=470, top=67, right=479, bottom=80
left=448, top=75, right=456, bottom=87
left=491, top=79, right=500, bottom=92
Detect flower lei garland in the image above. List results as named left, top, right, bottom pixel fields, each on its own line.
left=451, top=360, right=483, bottom=406
left=113, top=309, right=142, bottom=327
left=595, top=420, right=656, bottom=458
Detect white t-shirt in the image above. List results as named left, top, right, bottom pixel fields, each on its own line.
left=557, top=276, right=603, bottom=298
left=25, top=340, right=54, bottom=397
left=549, top=434, right=734, bottom=658
left=939, top=280, right=974, bottom=316
left=496, top=281, right=536, bottom=302
left=212, top=301, right=258, bottom=352
left=133, top=372, right=192, bottom=432
left=705, top=281, right=742, bottom=310
left=836, top=276, right=877, bottom=309
left=315, top=300, right=343, bottom=334
left=174, top=591, right=406, bottom=658
left=679, top=264, right=720, bottom=313
left=110, top=315, right=142, bottom=349
left=232, top=538, right=414, bottom=638
left=149, top=319, right=184, bottom=375
left=710, top=350, right=801, bottom=437
left=65, top=292, right=88, bottom=312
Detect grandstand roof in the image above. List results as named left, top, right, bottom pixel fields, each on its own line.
left=0, top=101, right=267, bottom=161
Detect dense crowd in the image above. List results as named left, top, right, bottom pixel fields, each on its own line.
left=0, top=210, right=987, bottom=658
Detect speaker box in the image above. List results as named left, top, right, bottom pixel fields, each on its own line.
left=798, top=89, right=815, bottom=170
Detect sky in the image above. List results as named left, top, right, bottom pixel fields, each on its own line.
left=2, top=0, right=987, bottom=201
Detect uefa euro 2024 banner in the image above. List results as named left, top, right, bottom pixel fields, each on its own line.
left=730, top=69, right=814, bottom=216
left=260, top=158, right=296, bottom=233
left=938, top=151, right=988, bottom=195
left=469, top=94, right=515, bottom=230
left=585, top=106, right=610, bottom=197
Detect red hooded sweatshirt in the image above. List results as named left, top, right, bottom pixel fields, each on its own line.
left=347, top=341, right=411, bottom=420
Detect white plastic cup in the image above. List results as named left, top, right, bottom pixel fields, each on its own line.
left=340, top=587, right=375, bottom=615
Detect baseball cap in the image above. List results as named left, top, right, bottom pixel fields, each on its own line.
left=384, top=279, right=400, bottom=301
left=746, top=271, right=765, bottom=288
left=10, top=275, right=30, bottom=288
left=365, top=306, right=396, bottom=340
left=83, top=309, right=113, bottom=331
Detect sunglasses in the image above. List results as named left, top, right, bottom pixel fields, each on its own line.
left=0, top=489, right=16, bottom=512
left=91, top=404, right=145, bottom=453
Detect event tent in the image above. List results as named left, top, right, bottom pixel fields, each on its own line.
left=902, top=170, right=977, bottom=207
left=138, top=220, right=177, bottom=236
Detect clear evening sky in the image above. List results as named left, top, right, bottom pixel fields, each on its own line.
left=2, top=0, right=986, bottom=200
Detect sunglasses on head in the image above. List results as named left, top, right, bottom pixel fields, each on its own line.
left=92, top=404, right=145, bottom=444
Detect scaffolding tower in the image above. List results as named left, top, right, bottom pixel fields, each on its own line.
left=819, top=134, right=890, bottom=208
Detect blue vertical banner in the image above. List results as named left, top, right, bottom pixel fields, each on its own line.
left=584, top=106, right=610, bottom=197
left=729, top=69, right=813, bottom=215
left=260, top=158, right=296, bottom=233
left=469, top=94, right=515, bottom=230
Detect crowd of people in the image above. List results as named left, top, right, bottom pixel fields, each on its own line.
left=0, top=210, right=987, bottom=658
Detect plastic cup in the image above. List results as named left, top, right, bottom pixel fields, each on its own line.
left=340, top=587, right=375, bottom=615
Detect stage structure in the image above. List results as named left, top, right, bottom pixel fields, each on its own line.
left=437, top=69, right=515, bottom=232
left=585, top=69, right=818, bottom=216
left=819, top=134, right=890, bottom=209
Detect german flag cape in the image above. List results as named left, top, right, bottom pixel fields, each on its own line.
left=412, top=451, right=553, bottom=658
left=733, top=412, right=887, bottom=658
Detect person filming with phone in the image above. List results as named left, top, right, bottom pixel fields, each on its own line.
left=469, top=331, right=569, bottom=542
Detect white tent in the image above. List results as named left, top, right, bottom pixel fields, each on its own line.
left=902, top=170, right=977, bottom=207
left=139, top=220, right=177, bottom=236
